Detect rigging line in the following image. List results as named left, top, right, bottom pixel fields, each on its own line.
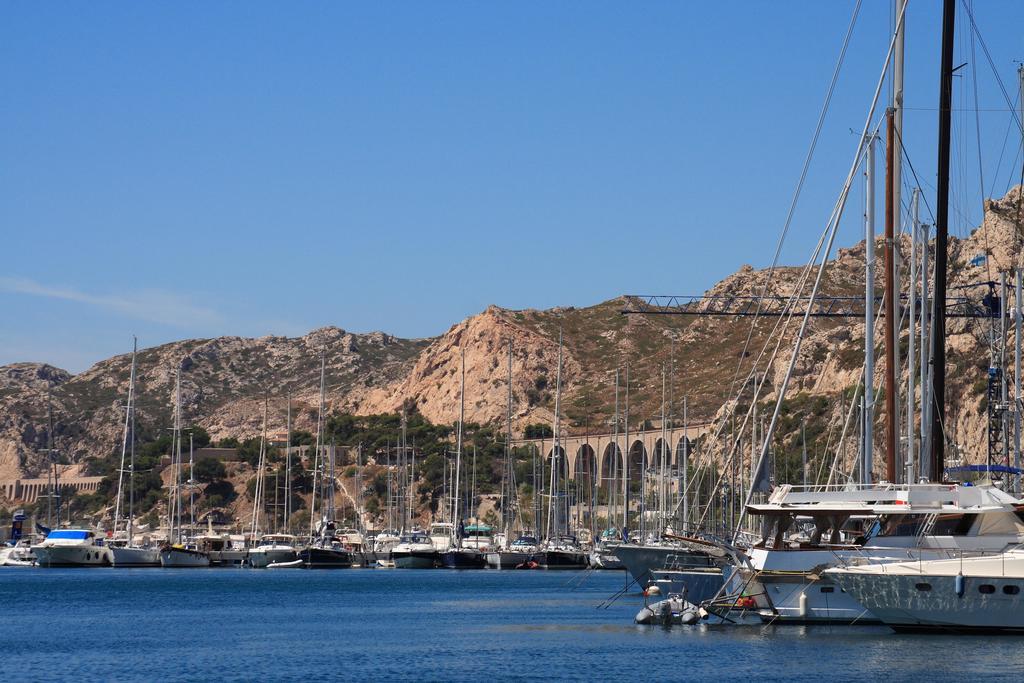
left=726, top=0, right=863, bottom=399
left=733, top=1, right=907, bottom=542
left=897, top=129, right=937, bottom=226
left=1005, top=141, right=1023, bottom=196
left=684, top=113, right=889, bottom=528
left=903, top=107, right=1016, bottom=112
left=959, top=0, right=1023, bottom=135
left=987, top=98, right=1018, bottom=199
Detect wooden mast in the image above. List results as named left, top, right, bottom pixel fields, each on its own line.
left=884, top=107, right=898, bottom=483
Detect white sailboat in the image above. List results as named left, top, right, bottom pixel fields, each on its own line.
left=109, top=338, right=160, bottom=567
left=160, top=367, right=210, bottom=568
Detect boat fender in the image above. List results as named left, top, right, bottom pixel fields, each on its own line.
left=798, top=591, right=808, bottom=618
left=955, top=572, right=965, bottom=598
left=634, top=606, right=655, bottom=625
left=645, top=585, right=661, bottom=597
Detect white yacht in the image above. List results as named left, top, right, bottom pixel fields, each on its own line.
left=460, top=524, right=494, bottom=551
left=391, top=531, right=436, bottom=569
left=108, top=538, right=160, bottom=567
left=825, top=547, right=1024, bottom=633
left=486, top=534, right=539, bottom=569
left=32, top=529, right=111, bottom=567
left=248, top=534, right=298, bottom=568
left=708, top=483, right=1024, bottom=624
left=159, top=542, right=211, bottom=568
left=428, top=522, right=456, bottom=553
left=370, top=530, right=401, bottom=567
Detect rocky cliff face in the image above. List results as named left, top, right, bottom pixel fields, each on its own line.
left=0, top=328, right=429, bottom=479
left=3, top=187, right=1022, bottom=483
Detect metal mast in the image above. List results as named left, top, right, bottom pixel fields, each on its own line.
left=1016, top=268, right=1022, bottom=495
left=622, top=364, right=630, bottom=537
left=504, top=341, right=513, bottom=536
left=930, top=0, right=955, bottom=482
left=285, top=392, right=292, bottom=531
left=546, top=331, right=563, bottom=540
left=864, top=131, right=877, bottom=485
left=113, top=338, right=137, bottom=540
left=907, top=189, right=920, bottom=483
left=454, top=348, right=465, bottom=533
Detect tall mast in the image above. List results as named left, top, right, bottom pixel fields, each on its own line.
left=285, top=392, right=292, bottom=531
left=930, top=0, right=955, bottom=482
left=454, top=348, right=465, bottom=534
left=660, top=364, right=668, bottom=534
left=892, top=0, right=906, bottom=241
left=173, top=367, right=182, bottom=543
left=113, top=339, right=137, bottom=538
left=1014, top=65, right=1024, bottom=496
left=128, top=338, right=137, bottom=542
left=547, top=331, right=563, bottom=539
left=46, top=388, right=56, bottom=527
left=622, top=364, right=630, bottom=536
left=884, top=107, right=898, bottom=482
left=188, top=432, right=195, bottom=537
left=1016, top=268, right=1022, bottom=496
left=864, top=132, right=877, bottom=485
left=612, top=369, right=619, bottom=533
left=907, top=189, right=920, bottom=483
left=682, top=396, right=688, bottom=531
left=250, top=396, right=268, bottom=539
left=310, top=348, right=326, bottom=538
left=505, top=341, right=513, bottom=536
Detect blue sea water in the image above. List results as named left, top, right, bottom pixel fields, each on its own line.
left=2, top=568, right=1024, bottom=682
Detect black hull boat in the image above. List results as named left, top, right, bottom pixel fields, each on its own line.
left=441, top=549, right=487, bottom=569
left=535, top=549, right=588, bottom=570
left=298, top=545, right=353, bottom=568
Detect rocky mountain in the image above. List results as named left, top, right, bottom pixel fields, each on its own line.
left=2, top=186, right=1022, bottom=485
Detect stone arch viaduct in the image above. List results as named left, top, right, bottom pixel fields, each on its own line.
left=511, top=421, right=714, bottom=485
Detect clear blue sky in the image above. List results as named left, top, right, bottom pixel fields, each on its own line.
left=2, top=2, right=1022, bottom=372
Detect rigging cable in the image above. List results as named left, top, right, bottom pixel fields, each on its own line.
left=727, top=0, right=863, bottom=400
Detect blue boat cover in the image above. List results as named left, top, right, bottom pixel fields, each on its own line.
left=46, top=530, right=90, bottom=540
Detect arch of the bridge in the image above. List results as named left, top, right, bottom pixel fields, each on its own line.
left=652, top=438, right=672, bottom=470
left=628, top=440, right=647, bottom=485
left=675, top=437, right=692, bottom=469
left=599, top=443, right=623, bottom=491
left=572, top=444, right=597, bottom=486
left=545, top=446, right=569, bottom=480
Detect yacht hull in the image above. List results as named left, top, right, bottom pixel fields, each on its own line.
left=831, top=571, right=1024, bottom=632
left=248, top=547, right=297, bottom=568
left=615, top=545, right=716, bottom=584
left=485, top=551, right=532, bottom=569
left=535, top=550, right=588, bottom=570
left=589, top=550, right=625, bottom=570
left=109, top=546, right=160, bottom=567
left=159, top=547, right=211, bottom=568
left=441, top=549, right=486, bottom=569
left=392, top=550, right=436, bottom=569
left=33, top=545, right=110, bottom=567
left=298, top=546, right=353, bottom=568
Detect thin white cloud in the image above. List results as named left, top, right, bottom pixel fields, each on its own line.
left=0, top=276, right=222, bottom=327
